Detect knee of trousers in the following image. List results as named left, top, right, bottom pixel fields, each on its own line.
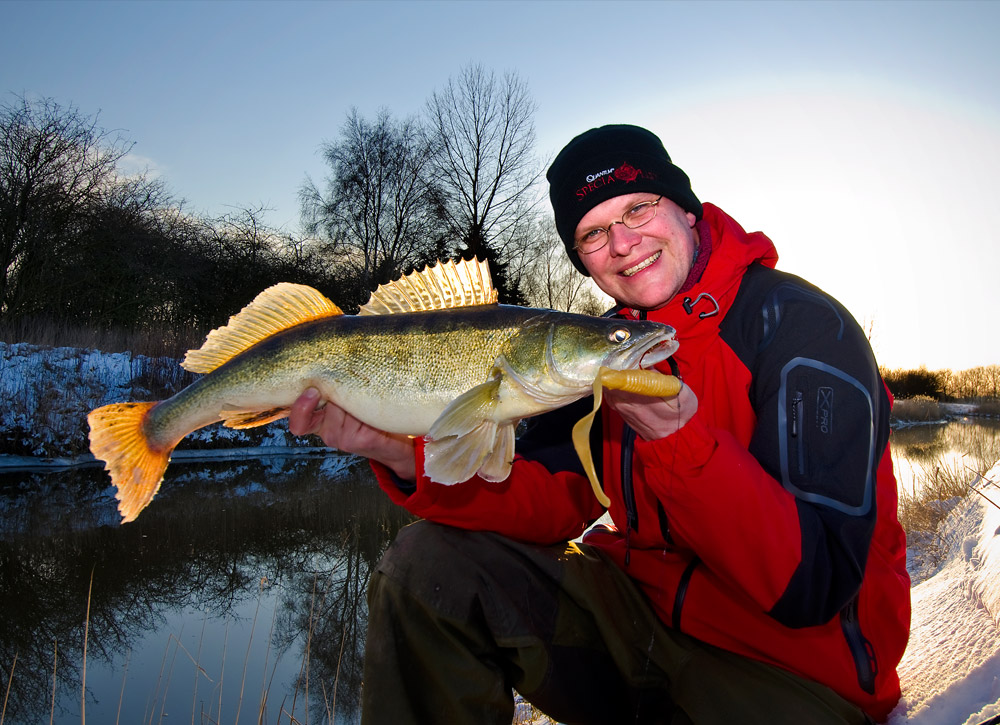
left=370, top=520, right=562, bottom=639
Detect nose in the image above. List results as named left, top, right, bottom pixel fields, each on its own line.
left=606, top=222, right=641, bottom=256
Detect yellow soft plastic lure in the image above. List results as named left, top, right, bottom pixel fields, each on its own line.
left=571, top=367, right=683, bottom=508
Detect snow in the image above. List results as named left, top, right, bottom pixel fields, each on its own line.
left=0, top=341, right=308, bottom=459
left=2, top=341, right=1000, bottom=724
left=889, top=464, right=1000, bottom=725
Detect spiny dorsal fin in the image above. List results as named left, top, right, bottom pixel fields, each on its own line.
left=182, top=283, right=343, bottom=373
left=359, top=258, right=497, bottom=316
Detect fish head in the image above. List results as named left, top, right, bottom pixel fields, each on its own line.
left=499, top=311, right=678, bottom=403
left=548, top=315, right=678, bottom=379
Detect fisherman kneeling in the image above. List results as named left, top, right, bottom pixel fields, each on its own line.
left=289, top=124, right=909, bottom=725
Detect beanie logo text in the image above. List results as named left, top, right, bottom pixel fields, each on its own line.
left=575, top=161, right=656, bottom=200
left=586, top=167, right=615, bottom=183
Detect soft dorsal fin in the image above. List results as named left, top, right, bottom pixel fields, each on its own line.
left=359, top=258, right=497, bottom=316
left=182, top=283, right=343, bottom=373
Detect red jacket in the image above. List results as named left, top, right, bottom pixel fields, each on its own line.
left=373, top=203, right=911, bottom=721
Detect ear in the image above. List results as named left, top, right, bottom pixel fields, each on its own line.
left=686, top=212, right=698, bottom=229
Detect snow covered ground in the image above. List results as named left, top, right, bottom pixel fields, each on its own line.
left=2, top=341, right=999, bottom=723
left=888, top=462, right=1000, bottom=725
left=0, top=341, right=300, bottom=459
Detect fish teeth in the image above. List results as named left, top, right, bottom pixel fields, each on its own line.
left=623, top=251, right=661, bottom=277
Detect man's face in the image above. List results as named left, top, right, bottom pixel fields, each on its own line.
left=576, top=193, right=699, bottom=311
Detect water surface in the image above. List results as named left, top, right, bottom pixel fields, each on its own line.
left=0, top=455, right=414, bottom=724
left=3, top=418, right=997, bottom=723
left=890, top=417, right=1000, bottom=495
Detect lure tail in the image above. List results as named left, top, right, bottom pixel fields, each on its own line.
left=572, top=368, right=683, bottom=508
left=87, top=401, right=174, bottom=523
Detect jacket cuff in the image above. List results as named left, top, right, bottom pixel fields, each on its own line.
left=639, top=410, right=717, bottom=474
left=370, top=438, right=424, bottom=503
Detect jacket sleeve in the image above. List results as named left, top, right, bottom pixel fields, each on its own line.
left=371, top=396, right=607, bottom=546
left=639, top=275, right=891, bottom=627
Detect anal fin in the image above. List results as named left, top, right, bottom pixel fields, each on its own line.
left=221, top=407, right=290, bottom=429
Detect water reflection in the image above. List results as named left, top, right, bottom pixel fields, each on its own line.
left=0, top=456, right=415, bottom=724
left=890, top=418, right=1000, bottom=494
left=7, top=419, right=995, bottom=722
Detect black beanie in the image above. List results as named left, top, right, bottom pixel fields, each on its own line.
left=547, top=124, right=702, bottom=275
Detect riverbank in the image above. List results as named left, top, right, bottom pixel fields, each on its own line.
left=889, top=461, right=1000, bottom=724
left=891, top=397, right=1000, bottom=429
left=0, top=341, right=313, bottom=461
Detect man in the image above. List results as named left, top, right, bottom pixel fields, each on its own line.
left=289, top=124, right=910, bottom=724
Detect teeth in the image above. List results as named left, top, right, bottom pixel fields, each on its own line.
left=623, top=251, right=661, bottom=277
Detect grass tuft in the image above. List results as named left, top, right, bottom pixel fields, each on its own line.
left=0, top=316, right=202, bottom=358
left=897, top=461, right=971, bottom=535
left=892, top=395, right=945, bottom=423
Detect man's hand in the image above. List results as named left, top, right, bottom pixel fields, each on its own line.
left=604, top=383, right=698, bottom=441
left=288, top=388, right=417, bottom=482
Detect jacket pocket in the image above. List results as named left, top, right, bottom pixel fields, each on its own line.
left=777, top=357, right=876, bottom=516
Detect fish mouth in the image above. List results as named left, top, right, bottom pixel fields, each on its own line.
left=638, top=338, right=679, bottom=368
left=610, top=325, right=678, bottom=371
left=622, top=251, right=661, bottom=277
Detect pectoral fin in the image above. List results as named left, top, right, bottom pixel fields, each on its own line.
left=428, top=378, right=501, bottom=439
left=473, top=422, right=515, bottom=482
left=424, top=378, right=513, bottom=484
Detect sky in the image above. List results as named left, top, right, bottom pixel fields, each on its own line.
left=3, top=0, right=999, bottom=372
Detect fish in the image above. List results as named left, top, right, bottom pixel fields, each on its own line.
left=87, top=258, right=679, bottom=522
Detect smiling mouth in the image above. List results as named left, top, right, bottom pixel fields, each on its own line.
left=622, top=251, right=661, bottom=277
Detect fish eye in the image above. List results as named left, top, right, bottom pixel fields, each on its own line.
left=609, top=328, right=630, bottom=343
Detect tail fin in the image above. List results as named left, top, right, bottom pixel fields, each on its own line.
left=87, top=402, right=173, bottom=523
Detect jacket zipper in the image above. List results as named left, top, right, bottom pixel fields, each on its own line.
left=840, top=595, right=878, bottom=695
left=618, top=309, right=647, bottom=567
left=621, top=423, right=638, bottom=566
left=790, top=390, right=805, bottom=475
left=672, top=556, right=700, bottom=631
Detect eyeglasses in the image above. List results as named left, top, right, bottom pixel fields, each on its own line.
left=573, top=196, right=663, bottom=254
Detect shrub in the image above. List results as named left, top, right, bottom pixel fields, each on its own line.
left=891, top=395, right=945, bottom=422
left=882, top=367, right=947, bottom=400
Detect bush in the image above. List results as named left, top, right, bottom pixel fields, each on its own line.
left=882, top=367, right=947, bottom=400
left=892, top=395, right=945, bottom=422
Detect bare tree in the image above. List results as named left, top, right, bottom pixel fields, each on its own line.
left=948, top=365, right=1000, bottom=400
left=520, top=218, right=610, bottom=315
left=300, top=108, right=445, bottom=311
left=425, top=64, right=543, bottom=303
left=0, top=94, right=140, bottom=316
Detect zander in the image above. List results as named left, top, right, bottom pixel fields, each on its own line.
left=88, top=258, right=679, bottom=522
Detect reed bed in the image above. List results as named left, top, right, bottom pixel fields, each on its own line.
left=0, top=317, right=201, bottom=359
left=0, top=581, right=339, bottom=725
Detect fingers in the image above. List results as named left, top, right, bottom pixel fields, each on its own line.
left=288, top=387, right=324, bottom=436
left=605, top=384, right=699, bottom=441
left=288, top=387, right=355, bottom=448
left=285, top=388, right=417, bottom=481
left=287, top=388, right=382, bottom=450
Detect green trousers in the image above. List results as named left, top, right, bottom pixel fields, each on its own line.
left=361, top=521, right=873, bottom=725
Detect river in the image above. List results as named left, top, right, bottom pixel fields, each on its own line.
left=0, top=454, right=414, bottom=725
left=1, top=419, right=998, bottom=724
left=890, top=417, right=1000, bottom=496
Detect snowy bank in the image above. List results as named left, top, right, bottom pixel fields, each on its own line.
left=889, top=462, right=1000, bottom=725
left=0, top=341, right=312, bottom=460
